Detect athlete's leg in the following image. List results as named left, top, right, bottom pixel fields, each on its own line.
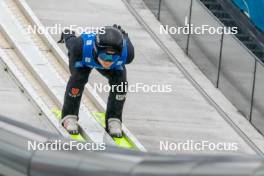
left=61, top=63, right=92, bottom=119
left=96, top=67, right=128, bottom=131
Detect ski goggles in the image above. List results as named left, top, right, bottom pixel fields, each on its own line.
left=98, top=51, right=120, bottom=62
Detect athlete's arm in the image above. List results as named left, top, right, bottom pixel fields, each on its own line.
left=66, top=37, right=83, bottom=59
left=125, top=36, right=135, bottom=64
left=60, top=28, right=134, bottom=64
left=65, top=33, right=134, bottom=65
left=58, top=30, right=84, bottom=68
left=112, top=24, right=135, bottom=64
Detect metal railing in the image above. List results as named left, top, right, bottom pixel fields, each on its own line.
left=1, top=114, right=264, bottom=176
left=143, top=0, right=264, bottom=135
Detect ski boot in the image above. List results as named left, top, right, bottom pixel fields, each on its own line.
left=107, top=118, right=123, bottom=138
left=61, top=115, right=79, bottom=134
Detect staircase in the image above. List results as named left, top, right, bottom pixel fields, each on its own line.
left=200, top=0, right=264, bottom=61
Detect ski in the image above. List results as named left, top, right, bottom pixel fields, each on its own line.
left=51, top=109, right=135, bottom=149
left=92, top=112, right=135, bottom=149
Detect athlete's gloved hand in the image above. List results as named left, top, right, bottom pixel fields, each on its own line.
left=113, top=24, right=128, bottom=37
left=57, top=29, right=76, bottom=43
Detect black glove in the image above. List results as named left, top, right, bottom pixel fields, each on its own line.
left=57, top=29, right=76, bottom=43
left=113, top=24, right=128, bottom=37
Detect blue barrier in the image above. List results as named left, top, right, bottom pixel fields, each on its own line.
left=232, top=0, right=264, bottom=32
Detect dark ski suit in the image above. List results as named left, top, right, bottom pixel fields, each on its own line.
left=61, top=31, right=134, bottom=129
